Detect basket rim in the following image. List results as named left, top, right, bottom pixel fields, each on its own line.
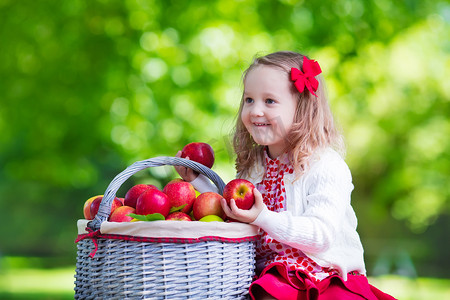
left=78, top=219, right=259, bottom=241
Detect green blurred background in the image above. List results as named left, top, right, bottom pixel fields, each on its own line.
left=0, top=0, right=448, bottom=298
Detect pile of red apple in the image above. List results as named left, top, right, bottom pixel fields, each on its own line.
left=82, top=142, right=256, bottom=223
left=83, top=178, right=255, bottom=223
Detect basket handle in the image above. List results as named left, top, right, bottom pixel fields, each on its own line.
left=88, top=156, right=226, bottom=230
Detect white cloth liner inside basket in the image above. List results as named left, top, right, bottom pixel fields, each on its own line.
left=78, top=219, right=259, bottom=240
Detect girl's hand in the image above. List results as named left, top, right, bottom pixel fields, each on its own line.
left=174, top=151, right=199, bottom=182
left=220, top=188, right=265, bottom=224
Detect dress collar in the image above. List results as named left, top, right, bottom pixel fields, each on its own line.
left=263, top=147, right=290, bottom=167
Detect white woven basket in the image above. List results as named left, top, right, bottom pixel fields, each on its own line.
left=74, top=157, right=258, bottom=299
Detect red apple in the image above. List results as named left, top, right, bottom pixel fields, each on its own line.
left=109, top=206, right=136, bottom=222
left=136, top=188, right=171, bottom=217
left=181, top=142, right=215, bottom=168
left=165, top=211, right=192, bottom=221
left=90, top=196, right=123, bottom=219
left=223, top=179, right=255, bottom=210
left=124, top=184, right=158, bottom=208
left=193, top=192, right=226, bottom=220
left=163, top=179, right=196, bottom=214
left=83, top=195, right=102, bottom=220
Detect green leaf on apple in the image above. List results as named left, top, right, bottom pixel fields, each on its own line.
left=169, top=204, right=187, bottom=213
left=127, top=213, right=148, bottom=221
left=144, top=213, right=165, bottom=221
left=127, top=213, right=165, bottom=221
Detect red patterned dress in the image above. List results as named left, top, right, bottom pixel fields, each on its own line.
left=255, top=150, right=338, bottom=282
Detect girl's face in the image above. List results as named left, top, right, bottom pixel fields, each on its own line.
left=241, top=65, right=298, bottom=159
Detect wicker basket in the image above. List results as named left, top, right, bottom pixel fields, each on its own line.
left=75, top=157, right=258, bottom=299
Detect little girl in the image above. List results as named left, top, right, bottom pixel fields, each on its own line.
left=176, top=51, right=395, bottom=299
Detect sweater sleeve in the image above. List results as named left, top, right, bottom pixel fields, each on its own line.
left=189, top=174, right=219, bottom=194
left=251, top=153, right=354, bottom=254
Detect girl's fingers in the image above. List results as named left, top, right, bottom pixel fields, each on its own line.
left=220, top=198, right=233, bottom=216
left=253, top=188, right=262, bottom=200
left=221, top=195, right=263, bottom=223
left=221, top=198, right=240, bottom=218
left=174, top=151, right=197, bottom=181
left=253, top=188, right=264, bottom=206
left=229, top=199, right=240, bottom=212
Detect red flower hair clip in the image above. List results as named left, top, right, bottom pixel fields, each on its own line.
left=291, top=57, right=322, bottom=97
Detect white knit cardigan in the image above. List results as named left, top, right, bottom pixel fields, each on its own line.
left=191, top=148, right=366, bottom=281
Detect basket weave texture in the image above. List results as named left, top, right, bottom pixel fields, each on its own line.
left=75, top=157, right=257, bottom=299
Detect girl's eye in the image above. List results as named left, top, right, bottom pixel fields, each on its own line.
left=244, top=97, right=254, bottom=104
left=266, top=98, right=275, bottom=104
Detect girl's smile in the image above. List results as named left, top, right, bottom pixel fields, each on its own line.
left=241, top=65, right=298, bottom=159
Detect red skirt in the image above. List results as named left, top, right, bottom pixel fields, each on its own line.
left=249, top=263, right=397, bottom=300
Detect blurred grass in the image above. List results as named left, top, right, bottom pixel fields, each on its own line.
left=370, top=276, right=450, bottom=300
left=0, top=265, right=449, bottom=299
left=0, top=266, right=74, bottom=299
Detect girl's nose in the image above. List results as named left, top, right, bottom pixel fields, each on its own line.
left=250, top=103, right=264, bottom=117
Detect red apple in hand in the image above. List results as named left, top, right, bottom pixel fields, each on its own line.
left=163, top=179, right=196, bottom=213
left=124, top=184, right=158, bottom=208
left=193, top=192, right=226, bottom=220
left=166, top=211, right=192, bottom=221
left=136, top=189, right=171, bottom=217
left=223, top=179, right=255, bottom=210
left=181, top=142, right=215, bottom=168
left=109, top=206, right=136, bottom=222
left=90, top=196, right=123, bottom=219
